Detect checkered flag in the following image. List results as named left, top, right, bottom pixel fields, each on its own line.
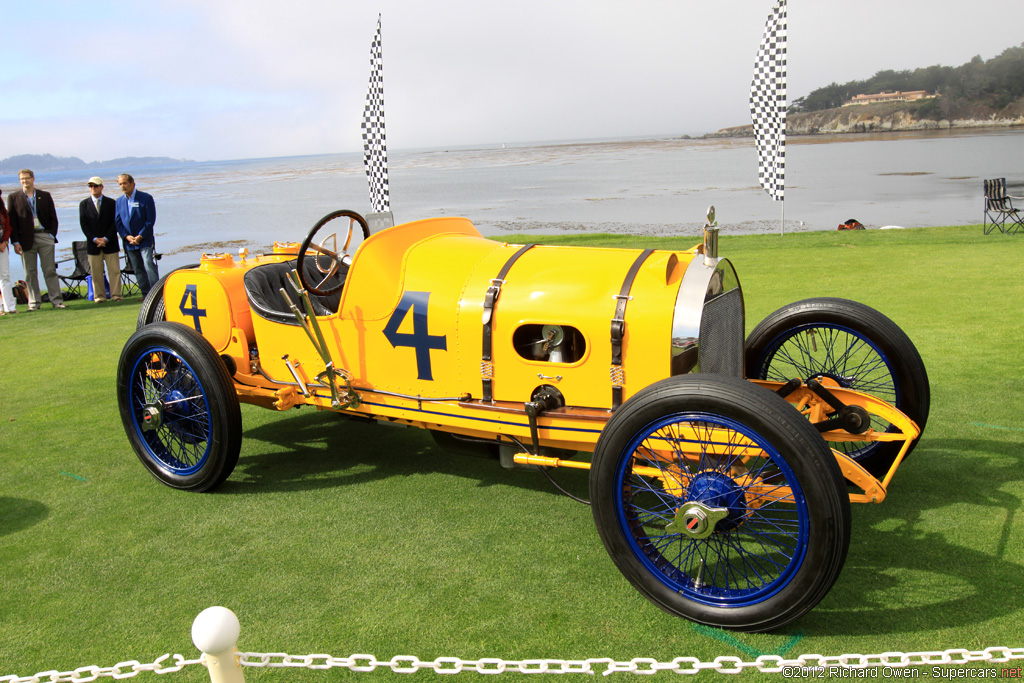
left=750, top=0, right=787, bottom=202
left=362, top=15, right=390, bottom=215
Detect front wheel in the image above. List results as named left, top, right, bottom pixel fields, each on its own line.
left=590, top=375, right=850, bottom=632
left=745, top=298, right=930, bottom=478
left=117, top=322, right=242, bottom=491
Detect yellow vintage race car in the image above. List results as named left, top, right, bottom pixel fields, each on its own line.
left=116, top=208, right=929, bottom=632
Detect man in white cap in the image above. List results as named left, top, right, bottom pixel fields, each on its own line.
left=79, top=176, right=122, bottom=302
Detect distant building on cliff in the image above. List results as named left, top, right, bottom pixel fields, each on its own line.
left=843, top=90, right=937, bottom=106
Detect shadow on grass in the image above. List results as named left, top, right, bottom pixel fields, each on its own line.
left=214, top=410, right=1022, bottom=636
left=799, top=437, right=1024, bottom=635
left=0, top=497, right=49, bottom=537
left=218, top=408, right=590, bottom=501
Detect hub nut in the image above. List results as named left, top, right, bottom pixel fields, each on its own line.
left=141, top=404, right=163, bottom=432
left=672, top=502, right=729, bottom=539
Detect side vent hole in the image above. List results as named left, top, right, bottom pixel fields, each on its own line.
left=513, top=324, right=586, bottom=363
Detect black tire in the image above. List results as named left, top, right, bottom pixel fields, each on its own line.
left=745, top=298, right=930, bottom=478
left=591, top=375, right=850, bottom=632
left=117, top=321, right=242, bottom=492
left=137, top=264, right=201, bottom=330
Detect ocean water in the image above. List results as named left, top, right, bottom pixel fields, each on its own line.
left=4, top=127, right=1023, bottom=280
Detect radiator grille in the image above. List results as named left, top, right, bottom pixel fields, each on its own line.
left=698, top=289, right=744, bottom=377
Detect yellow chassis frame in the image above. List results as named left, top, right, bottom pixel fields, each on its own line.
left=514, top=379, right=918, bottom=505
left=229, top=350, right=919, bottom=506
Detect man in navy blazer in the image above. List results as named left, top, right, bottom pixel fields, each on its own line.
left=80, top=177, right=122, bottom=302
left=115, top=173, right=159, bottom=297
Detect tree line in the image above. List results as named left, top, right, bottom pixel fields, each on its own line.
left=790, top=43, right=1024, bottom=114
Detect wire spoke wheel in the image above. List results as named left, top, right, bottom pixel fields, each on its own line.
left=130, top=349, right=213, bottom=473
left=591, top=375, right=849, bottom=632
left=759, top=324, right=898, bottom=459
left=623, top=413, right=807, bottom=605
left=117, top=322, right=241, bottom=491
left=746, top=298, right=930, bottom=478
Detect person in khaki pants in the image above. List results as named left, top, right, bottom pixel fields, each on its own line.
left=6, top=169, right=64, bottom=310
left=78, top=177, right=122, bottom=302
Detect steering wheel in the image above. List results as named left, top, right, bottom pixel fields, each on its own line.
left=297, top=209, right=371, bottom=296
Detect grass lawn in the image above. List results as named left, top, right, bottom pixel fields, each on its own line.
left=0, top=225, right=1021, bottom=679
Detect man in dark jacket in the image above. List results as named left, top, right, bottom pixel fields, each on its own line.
left=79, top=177, right=122, bottom=302
left=7, top=169, right=64, bottom=310
left=115, top=173, right=159, bottom=297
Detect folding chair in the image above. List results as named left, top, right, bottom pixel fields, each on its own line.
left=120, top=250, right=164, bottom=297
left=983, top=178, right=1024, bottom=235
left=56, top=241, right=92, bottom=300
left=120, top=251, right=140, bottom=297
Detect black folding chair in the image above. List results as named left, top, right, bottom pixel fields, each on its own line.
left=120, top=252, right=140, bottom=297
left=56, top=241, right=91, bottom=300
left=983, top=178, right=1024, bottom=235
left=120, top=250, right=163, bottom=297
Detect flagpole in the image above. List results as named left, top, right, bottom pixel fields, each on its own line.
left=362, top=14, right=394, bottom=232
left=750, top=0, right=787, bottom=238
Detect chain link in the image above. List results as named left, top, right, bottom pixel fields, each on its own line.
left=230, top=646, right=1024, bottom=675
left=5, top=646, right=1022, bottom=680
left=0, top=655, right=202, bottom=683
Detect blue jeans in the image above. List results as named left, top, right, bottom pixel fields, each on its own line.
left=127, top=247, right=160, bottom=296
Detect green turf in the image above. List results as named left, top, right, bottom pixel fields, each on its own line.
left=1, top=225, right=1021, bottom=680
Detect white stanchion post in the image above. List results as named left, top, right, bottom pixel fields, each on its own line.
left=192, top=607, right=245, bottom=683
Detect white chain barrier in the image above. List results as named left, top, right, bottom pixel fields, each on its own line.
left=2, top=608, right=1022, bottom=680
left=4, top=647, right=1023, bottom=680
left=233, top=647, right=1024, bottom=675
left=0, top=654, right=202, bottom=683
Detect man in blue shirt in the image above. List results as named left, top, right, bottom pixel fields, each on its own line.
left=115, top=173, right=159, bottom=297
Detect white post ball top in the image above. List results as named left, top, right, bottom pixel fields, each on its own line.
left=191, top=606, right=241, bottom=655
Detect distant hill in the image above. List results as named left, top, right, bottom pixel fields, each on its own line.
left=709, top=43, right=1024, bottom=138
left=791, top=44, right=1024, bottom=114
left=0, top=153, right=192, bottom=174
left=708, top=98, right=1024, bottom=138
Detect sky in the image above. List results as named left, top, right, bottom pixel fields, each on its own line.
left=2, top=0, right=1022, bottom=163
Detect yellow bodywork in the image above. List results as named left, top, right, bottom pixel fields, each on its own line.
left=162, top=216, right=919, bottom=502
left=165, top=217, right=690, bottom=449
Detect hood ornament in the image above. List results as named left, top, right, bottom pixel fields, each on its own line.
left=703, top=205, right=719, bottom=265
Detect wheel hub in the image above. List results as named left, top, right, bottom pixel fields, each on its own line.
left=672, top=502, right=728, bottom=539
left=141, top=390, right=205, bottom=445
left=161, top=389, right=204, bottom=444
left=141, top=403, right=163, bottom=432
left=681, top=470, right=749, bottom=533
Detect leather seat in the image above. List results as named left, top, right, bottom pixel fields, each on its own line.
left=244, top=258, right=346, bottom=325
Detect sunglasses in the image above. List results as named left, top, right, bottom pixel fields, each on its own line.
left=88, top=184, right=101, bottom=188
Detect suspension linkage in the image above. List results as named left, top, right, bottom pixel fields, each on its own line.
left=776, top=377, right=871, bottom=435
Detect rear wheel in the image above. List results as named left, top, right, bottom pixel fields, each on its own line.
left=117, top=322, right=241, bottom=491
left=745, top=298, right=929, bottom=478
left=590, top=375, right=850, bottom=632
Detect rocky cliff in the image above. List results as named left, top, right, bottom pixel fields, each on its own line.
left=707, top=98, right=1024, bottom=138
